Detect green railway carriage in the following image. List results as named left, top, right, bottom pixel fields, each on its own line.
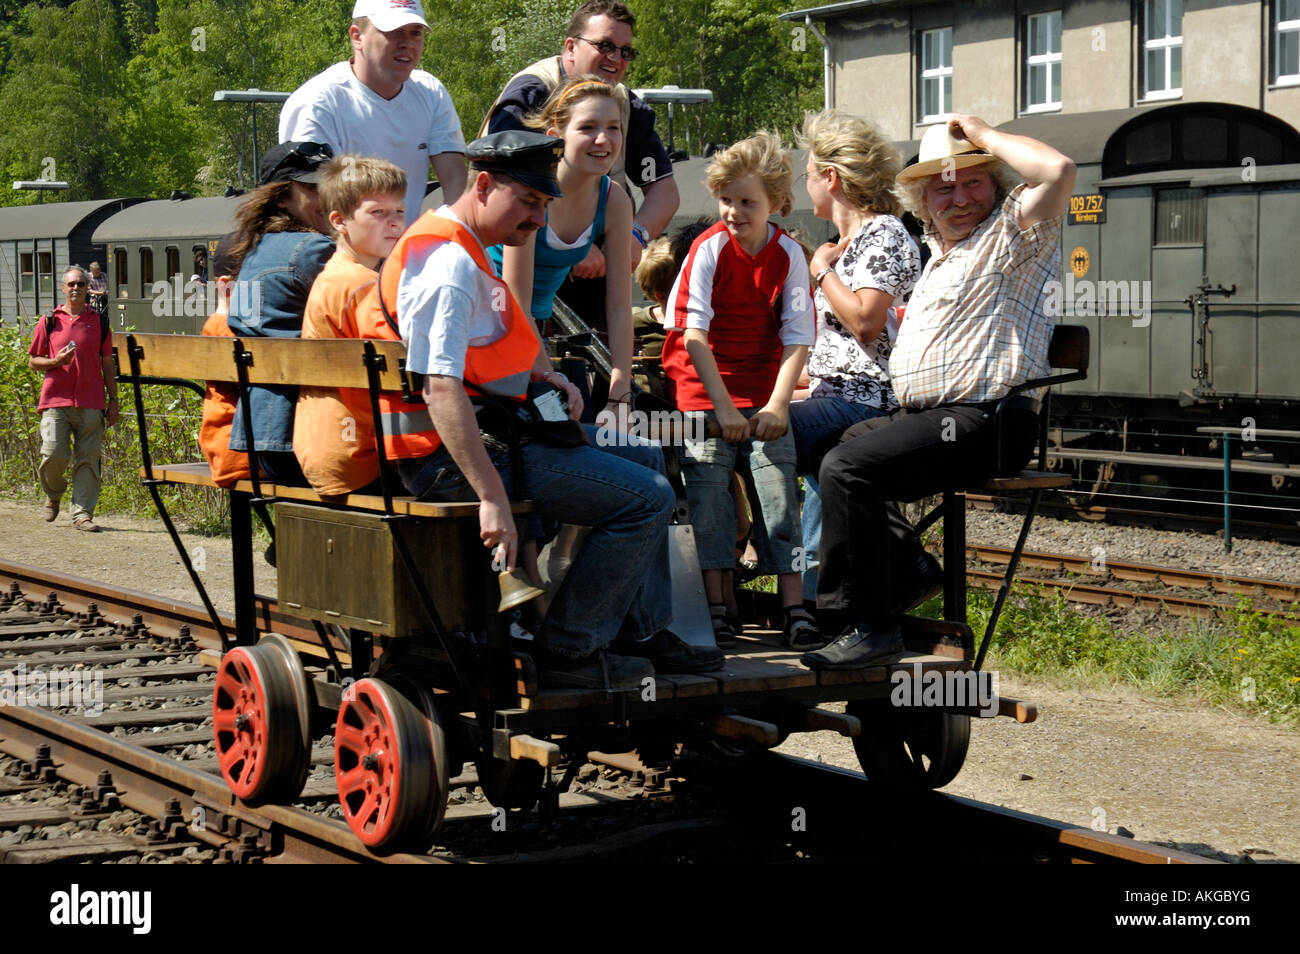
left=0, top=198, right=142, bottom=331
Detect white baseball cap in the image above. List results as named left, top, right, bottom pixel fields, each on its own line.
left=352, top=0, right=429, bottom=32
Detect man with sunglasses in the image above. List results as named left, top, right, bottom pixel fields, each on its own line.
left=279, top=0, right=466, bottom=227
left=482, top=1, right=679, bottom=296
left=27, top=267, right=118, bottom=532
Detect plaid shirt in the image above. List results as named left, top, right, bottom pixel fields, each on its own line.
left=890, top=184, right=1060, bottom=408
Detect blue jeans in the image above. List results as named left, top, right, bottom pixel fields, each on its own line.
left=790, top=397, right=887, bottom=602
left=398, top=426, right=674, bottom=659
left=680, top=409, right=801, bottom=574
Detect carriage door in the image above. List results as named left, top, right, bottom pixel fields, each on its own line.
left=1150, top=186, right=1205, bottom=399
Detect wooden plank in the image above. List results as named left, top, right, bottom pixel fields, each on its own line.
left=0, top=636, right=124, bottom=654
left=0, top=835, right=154, bottom=864
left=100, top=682, right=215, bottom=704
left=143, top=463, right=534, bottom=518
left=6, top=650, right=177, bottom=668
left=0, top=805, right=85, bottom=827
left=998, top=696, right=1039, bottom=723
left=816, top=652, right=963, bottom=687
left=82, top=706, right=211, bottom=728
left=519, top=686, right=638, bottom=711
left=125, top=727, right=215, bottom=749
left=981, top=471, right=1071, bottom=491
left=715, top=655, right=816, bottom=694
left=125, top=334, right=412, bottom=390
left=649, top=673, right=718, bottom=698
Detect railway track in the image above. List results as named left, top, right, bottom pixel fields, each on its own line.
left=0, top=559, right=1218, bottom=864
left=959, top=543, right=1300, bottom=620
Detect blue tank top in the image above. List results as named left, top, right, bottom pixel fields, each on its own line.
left=488, top=176, right=610, bottom=319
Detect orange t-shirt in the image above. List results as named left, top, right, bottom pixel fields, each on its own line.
left=198, top=310, right=251, bottom=486
left=293, top=249, right=379, bottom=496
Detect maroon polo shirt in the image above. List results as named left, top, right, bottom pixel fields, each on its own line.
left=27, top=306, right=112, bottom=411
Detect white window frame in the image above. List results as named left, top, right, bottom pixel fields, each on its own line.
left=1023, top=11, right=1062, bottom=113
left=919, top=27, right=952, bottom=123
left=1142, top=0, right=1183, bottom=102
left=1276, top=0, right=1300, bottom=86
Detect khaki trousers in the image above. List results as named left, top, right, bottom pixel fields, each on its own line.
left=38, top=407, right=105, bottom=520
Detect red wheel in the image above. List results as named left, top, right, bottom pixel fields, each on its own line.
left=387, top=674, right=451, bottom=838
left=334, top=678, right=434, bottom=850
left=212, top=643, right=307, bottom=803
left=260, top=633, right=313, bottom=796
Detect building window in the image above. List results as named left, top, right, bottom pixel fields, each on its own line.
left=38, top=251, right=53, bottom=295
left=114, top=248, right=128, bottom=299
left=1276, top=0, right=1300, bottom=85
left=1024, top=11, right=1062, bottom=112
left=20, top=252, right=34, bottom=295
left=919, top=27, right=952, bottom=122
left=1142, top=0, right=1183, bottom=101
left=139, top=247, right=154, bottom=298
left=1154, top=187, right=1204, bottom=245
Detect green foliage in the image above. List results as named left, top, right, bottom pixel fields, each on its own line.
left=0, top=323, right=227, bottom=528
left=0, top=0, right=827, bottom=204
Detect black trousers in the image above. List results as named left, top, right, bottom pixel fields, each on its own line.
left=815, top=402, right=1039, bottom=627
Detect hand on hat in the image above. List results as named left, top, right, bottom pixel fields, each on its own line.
left=947, top=114, right=994, bottom=151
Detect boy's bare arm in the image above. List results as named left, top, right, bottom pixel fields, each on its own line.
left=683, top=328, right=748, bottom=442
left=751, top=344, right=807, bottom=441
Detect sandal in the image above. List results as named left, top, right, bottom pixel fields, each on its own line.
left=73, top=516, right=101, bottom=533
left=709, top=603, right=738, bottom=649
left=783, top=606, right=826, bottom=650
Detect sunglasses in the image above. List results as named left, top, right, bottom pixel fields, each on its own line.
left=576, top=36, right=637, bottom=61
left=65, top=281, right=87, bottom=288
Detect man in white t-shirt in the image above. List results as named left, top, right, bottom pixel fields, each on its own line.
left=279, top=0, right=467, bottom=225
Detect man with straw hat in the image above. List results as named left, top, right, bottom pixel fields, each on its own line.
left=802, top=114, right=1076, bottom=672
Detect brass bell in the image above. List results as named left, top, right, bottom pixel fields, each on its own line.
left=498, top=566, right=546, bottom=613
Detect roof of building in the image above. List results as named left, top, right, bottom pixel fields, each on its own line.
left=778, top=0, right=936, bottom=22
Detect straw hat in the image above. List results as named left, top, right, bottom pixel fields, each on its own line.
left=896, top=123, right=997, bottom=183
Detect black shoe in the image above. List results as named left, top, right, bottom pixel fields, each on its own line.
left=538, top=651, right=655, bottom=690
left=616, top=630, right=724, bottom=674
left=800, top=623, right=905, bottom=671
left=888, top=548, right=943, bottom=617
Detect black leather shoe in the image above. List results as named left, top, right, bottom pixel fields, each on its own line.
left=800, top=623, right=905, bottom=671
left=616, top=630, right=725, bottom=674
left=888, top=548, right=943, bottom=617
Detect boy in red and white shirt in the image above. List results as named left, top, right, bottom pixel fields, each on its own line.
left=661, top=131, right=821, bottom=649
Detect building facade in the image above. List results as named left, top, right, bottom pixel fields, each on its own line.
left=782, top=0, right=1300, bottom=143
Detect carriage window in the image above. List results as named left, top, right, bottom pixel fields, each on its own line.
left=20, top=252, right=34, bottom=295
left=139, top=248, right=154, bottom=298
left=38, top=251, right=53, bottom=295
left=114, top=247, right=128, bottom=299
left=1155, top=188, right=1204, bottom=245
left=165, top=246, right=180, bottom=282
left=1141, top=0, right=1183, bottom=101
left=193, top=245, right=209, bottom=282
left=1276, top=0, right=1300, bottom=85
left=919, top=27, right=952, bottom=122
left=1023, top=11, right=1062, bottom=113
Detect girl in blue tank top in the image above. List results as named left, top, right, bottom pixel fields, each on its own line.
left=489, top=76, right=637, bottom=412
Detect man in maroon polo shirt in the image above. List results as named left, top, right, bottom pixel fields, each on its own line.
left=26, top=266, right=119, bottom=532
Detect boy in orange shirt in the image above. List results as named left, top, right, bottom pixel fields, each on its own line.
left=293, top=156, right=407, bottom=495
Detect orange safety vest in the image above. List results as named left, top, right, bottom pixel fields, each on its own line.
left=354, top=211, right=540, bottom=461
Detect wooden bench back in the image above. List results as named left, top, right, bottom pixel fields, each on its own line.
left=1047, top=324, right=1089, bottom=374
left=116, top=333, right=414, bottom=391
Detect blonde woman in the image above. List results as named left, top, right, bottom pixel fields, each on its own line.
left=488, top=75, right=635, bottom=411
left=792, top=110, right=921, bottom=602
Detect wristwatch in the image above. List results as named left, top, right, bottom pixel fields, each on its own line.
left=814, top=266, right=834, bottom=286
